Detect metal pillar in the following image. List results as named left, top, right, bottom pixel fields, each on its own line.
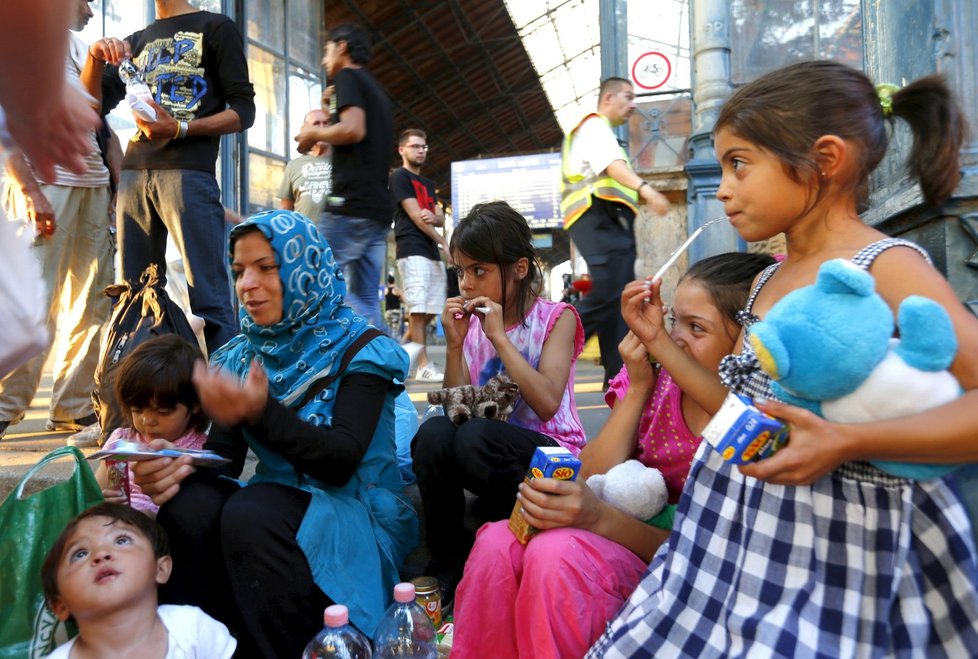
left=599, top=0, right=629, bottom=143
left=686, top=0, right=742, bottom=261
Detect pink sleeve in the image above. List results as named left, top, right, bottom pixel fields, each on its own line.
left=603, top=365, right=631, bottom=409
left=543, top=302, right=585, bottom=359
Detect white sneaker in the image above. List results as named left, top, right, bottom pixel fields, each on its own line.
left=402, top=342, right=424, bottom=374
left=67, top=422, right=102, bottom=448
left=415, top=364, right=444, bottom=382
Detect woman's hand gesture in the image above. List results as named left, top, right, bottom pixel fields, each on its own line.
left=192, top=359, right=269, bottom=427
left=130, top=438, right=196, bottom=507
left=621, top=279, right=668, bottom=348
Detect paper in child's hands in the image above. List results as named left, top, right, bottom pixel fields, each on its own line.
left=88, top=439, right=230, bottom=466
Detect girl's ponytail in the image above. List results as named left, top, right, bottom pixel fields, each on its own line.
left=889, top=75, right=966, bottom=206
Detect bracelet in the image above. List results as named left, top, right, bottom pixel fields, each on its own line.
left=638, top=180, right=650, bottom=193
left=174, top=121, right=189, bottom=139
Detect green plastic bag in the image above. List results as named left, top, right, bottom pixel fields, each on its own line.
left=0, top=446, right=103, bottom=658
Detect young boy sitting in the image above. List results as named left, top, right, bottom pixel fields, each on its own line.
left=41, top=502, right=236, bottom=658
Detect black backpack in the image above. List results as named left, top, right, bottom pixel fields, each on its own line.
left=92, top=264, right=199, bottom=446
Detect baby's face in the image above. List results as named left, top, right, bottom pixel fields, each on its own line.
left=130, top=401, right=194, bottom=442
left=52, top=516, right=170, bottom=622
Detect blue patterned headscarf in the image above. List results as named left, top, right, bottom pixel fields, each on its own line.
left=210, top=210, right=370, bottom=409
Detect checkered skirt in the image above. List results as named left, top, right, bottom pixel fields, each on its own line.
left=587, top=239, right=978, bottom=657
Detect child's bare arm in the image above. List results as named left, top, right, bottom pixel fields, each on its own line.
left=580, top=333, right=654, bottom=479
left=491, top=310, right=577, bottom=421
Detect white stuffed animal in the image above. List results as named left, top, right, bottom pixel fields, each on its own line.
left=586, top=460, right=668, bottom=522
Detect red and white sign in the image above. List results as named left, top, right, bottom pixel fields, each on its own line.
left=631, top=51, right=671, bottom=91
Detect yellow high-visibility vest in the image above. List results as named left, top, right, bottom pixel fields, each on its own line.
left=560, top=112, right=639, bottom=230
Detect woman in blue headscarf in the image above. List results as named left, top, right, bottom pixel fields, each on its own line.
left=132, top=210, right=417, bottom=658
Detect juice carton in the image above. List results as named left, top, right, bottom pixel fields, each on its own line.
left=701, top=393, right=789, bottom=464
left=509, top=446, right=581, bottom=544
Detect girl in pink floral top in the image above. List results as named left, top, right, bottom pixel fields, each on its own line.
left=451, top=252, right=775, bottom=658
left=411, top=201, right=585, bottom=601
left=95, top=335, right=208, bottom=516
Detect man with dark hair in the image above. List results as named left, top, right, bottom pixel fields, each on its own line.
left=278, top=108, right=332, bottom=222
left=560, top=77, right=669, bottom=387
left=82, top=0, right=255, bottom=357
left=391, top=128, right=448, bottom=380
left=296, top=23, right=393, bottom=328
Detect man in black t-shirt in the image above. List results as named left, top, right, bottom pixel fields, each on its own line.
left=390, top=129, right=448, bottom=381
left=296, top=23, right=393, bottom=328
left=83, top=0, right=255, bottom=355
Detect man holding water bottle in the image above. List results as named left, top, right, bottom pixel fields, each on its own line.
left=81, top=0, right=255, bottom=356
left=560, top=77, right=669, bottom=388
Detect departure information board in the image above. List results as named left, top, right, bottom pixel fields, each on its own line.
left=451, top=153, right=562, bottom=229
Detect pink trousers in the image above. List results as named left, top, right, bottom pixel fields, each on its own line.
left=451, top=521, right=648, bottom=659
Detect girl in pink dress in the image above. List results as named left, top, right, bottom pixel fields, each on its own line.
left=411, top=201, right=586, bottom=605
left=96, top=335, right=208, bottom=516
left=451, top=252, right=774, bottom=658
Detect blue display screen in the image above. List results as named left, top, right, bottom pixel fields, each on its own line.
left=451, top=152, right=562, bottom=229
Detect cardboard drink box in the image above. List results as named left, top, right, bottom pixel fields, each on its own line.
left=702, top=393, right=789, bottom=464
left=509, top=446, right=582, bottom=544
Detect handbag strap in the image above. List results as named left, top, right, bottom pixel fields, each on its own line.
left=13, top=446, right=95, bottom=500
left=297, top=328, right=385, bottom=409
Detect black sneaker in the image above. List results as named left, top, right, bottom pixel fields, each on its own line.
left=46, top=413, right=99, bottom=433
left=0, top=413, right=25, bottom=440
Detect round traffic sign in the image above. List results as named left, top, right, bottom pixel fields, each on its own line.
left=631, top=51, right=671, bottom=90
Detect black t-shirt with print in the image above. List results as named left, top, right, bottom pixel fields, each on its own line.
left=101, top=11, right=255, bottom=172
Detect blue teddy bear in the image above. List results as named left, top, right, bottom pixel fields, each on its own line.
left=749, top=258, right=961, bottom=479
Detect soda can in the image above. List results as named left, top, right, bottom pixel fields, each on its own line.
left=105, top=459, right=130, bottom=504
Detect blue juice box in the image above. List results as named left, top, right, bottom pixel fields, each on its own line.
left=702, top=393, right=789, bottom=464
left=509, top=446, right=581, bottom=543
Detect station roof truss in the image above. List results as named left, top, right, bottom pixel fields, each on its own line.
left=326, top=0, right=565, bottom=204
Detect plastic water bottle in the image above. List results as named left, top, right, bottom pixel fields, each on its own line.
left=118, top=58, right=157, bottom=122
left=420, top=404, right=444, bottom=424
left=302, top=604, right=373, bottom=659
left=374, top=583, right=437, bottom=659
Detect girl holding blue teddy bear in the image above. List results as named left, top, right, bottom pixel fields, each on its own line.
left=589, top=60, right=978, bottom=657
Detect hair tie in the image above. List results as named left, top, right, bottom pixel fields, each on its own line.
left=875, top=83, right=900, bottom=117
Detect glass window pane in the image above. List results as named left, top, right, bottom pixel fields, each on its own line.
left=248, top=46, right=287, bottom=156
left=190, top=0, right=221, bottom=12
left=247, top=0, right=284, bottom=51
left=101, top=0, right=150, bottom=40
left=248, top=153, right=286, bottom=212
left=289, top=0, right=323, bottom=67
left=629, top=95, right=693, bottom=169
left=819, top=0, right=862, bottom=69
left=731, top=0, right=815, bottom=83
left=731, top=0, right=862, bottom=83
left=288, top=69, right=323, bottom=151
